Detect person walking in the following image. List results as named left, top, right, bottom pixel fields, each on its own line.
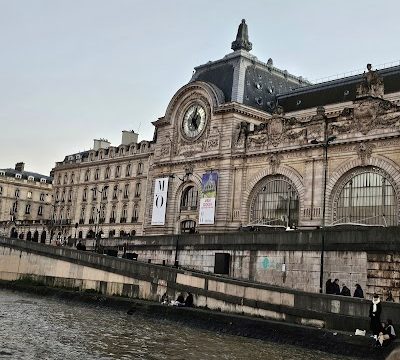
left=354, top=284, right=364, bottom=298
left=369, top=294, right=382, bottom=336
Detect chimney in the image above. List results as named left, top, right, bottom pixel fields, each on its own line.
left=121, top=131, right=138, bottom=146
left=93, top=139, right=111, bottom=151
left=15, top=162, right=25, bottom=172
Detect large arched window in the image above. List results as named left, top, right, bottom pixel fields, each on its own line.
left=333, top=168, right=398, bottom=226
left=249, top=175, right=299, bottom=227
left=180, top=186, right=198, bottom=211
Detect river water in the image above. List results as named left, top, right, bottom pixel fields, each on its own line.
left=0, top=289, right=357, bottom=360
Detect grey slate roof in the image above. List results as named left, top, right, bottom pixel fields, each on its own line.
left=0, top=168, right=53, bottom=184
left=277, top=65, right=400, bottom=112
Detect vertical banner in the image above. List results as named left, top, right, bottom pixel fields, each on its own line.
left=199, top=171, right=218, bottom=225
left=151, top=177, right=169, bottom=225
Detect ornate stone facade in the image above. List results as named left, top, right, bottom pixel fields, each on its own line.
left=53, top=22, right=400, bottom=238
left=52, top=132, right=153, bottom=240
left=0, top=163, right=53, bottom=242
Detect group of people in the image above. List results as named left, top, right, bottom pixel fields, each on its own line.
left=369, top=294, right=397, bottom=347
left=161, top=292, right=194, bottom=307
left=326, top=279, right=364, bottom=298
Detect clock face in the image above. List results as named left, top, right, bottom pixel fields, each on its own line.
left=182, top=104, right=206, bottom=138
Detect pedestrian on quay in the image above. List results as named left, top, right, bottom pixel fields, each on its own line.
left=354, top=284, right=364, bottom=298
left=377, top=319, right=396, bottom=347
left=184, top=292, right=194, bottom=307
left=370, top=294, right=382, bottom=336
left=332, top=279, right=341, bottom=295
left=325, top=279, right=334, bottom=294
left=340, top=284, right=351, bottom=296
left=386, top=290, right=395, bottom=302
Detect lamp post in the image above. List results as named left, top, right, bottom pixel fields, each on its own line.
left=90, top=185, right=109, bottom=252
left=311, top=125, right=336, bottom=293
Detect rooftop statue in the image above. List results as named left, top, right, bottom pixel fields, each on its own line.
left=231, top=19, right=252, bottom=52
left=356, top=64, right=384, bottom=98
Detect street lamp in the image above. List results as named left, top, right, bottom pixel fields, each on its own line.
left=90, top=185, right=109, bottom=252
left=169, top=168, right=193, bottom=183
left=311, top=126, right=336, bottom=293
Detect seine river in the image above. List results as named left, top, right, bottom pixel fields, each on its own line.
left=0, top=289, right=357, bottom=360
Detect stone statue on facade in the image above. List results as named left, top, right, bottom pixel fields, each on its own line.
left=356, top=64, right=384, bottom=98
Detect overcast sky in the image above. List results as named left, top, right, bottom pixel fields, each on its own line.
left=1, top=0, right=399, bottom=175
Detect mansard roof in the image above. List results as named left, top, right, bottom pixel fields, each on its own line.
left=190, top=20, right=308, bottom=113
left=0, top=168, right=53, bottom=184
left=277, top=65, right=400, bottom=113
left=189, top=21, right=400, bottom=115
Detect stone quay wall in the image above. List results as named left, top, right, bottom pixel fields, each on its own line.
left=90, top=226, right=400, bottom=300
left=2, top=236, right=400, bottom=334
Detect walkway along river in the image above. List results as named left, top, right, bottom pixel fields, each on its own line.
left=0, top=288, right=360, bottom=360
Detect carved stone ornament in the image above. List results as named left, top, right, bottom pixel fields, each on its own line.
left=206, top=136, right=220, bottom=151
left=331, top=97, right=400, bottom=135
left=355, top=142, right=375, bottom=165
left=160, top=144, right=171, bottom=157
left=356, top=64, right=384, bottom=99
left=246, top=110, right=300, bottom=148
left=268, top=153, right=283, bottom=174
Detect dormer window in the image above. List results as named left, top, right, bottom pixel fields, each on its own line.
left=28, top=176, right=34, bottom=181
left=15, top=174, right=22, bottom=179
left=40, top=178, right=46, bottom=183
left=0, top=171, right=5, bottom=176
left=76, top=154, right=81, bottom=160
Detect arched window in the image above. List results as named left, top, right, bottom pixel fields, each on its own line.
left=132, top=205, right=139, bottom=222
left=85, top=170, right=90, bottom=182
left=115, top=166, right=121, bottom=178
left=105, top=167, right=110, bottom=179
left=126, top=164, right=131, bottom=177
left=135, top=182, right=141, bottom=197
left=249, top=175, right=299, bottom=227
left=180, top=186, right=198, bottom=211
left=333, top=167, right=398, bottom=226
left=121, top=205, right=127, bottom=223
left=181, top=220, right=196, bottom=233
left=137, top=162, right=143, bottom=175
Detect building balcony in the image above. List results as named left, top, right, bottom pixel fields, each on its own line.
left=120, top=217, right=127, bottom=223
left=109, top=218, right=115, bottom=224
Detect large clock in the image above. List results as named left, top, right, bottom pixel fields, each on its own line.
left=182, top=104, right=206, bottom=138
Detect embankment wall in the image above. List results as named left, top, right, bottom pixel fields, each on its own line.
left=1, top=236, right=400, bottom=334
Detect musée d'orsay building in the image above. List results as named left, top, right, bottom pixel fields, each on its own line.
left=52, top=20, right=400, bottom=240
